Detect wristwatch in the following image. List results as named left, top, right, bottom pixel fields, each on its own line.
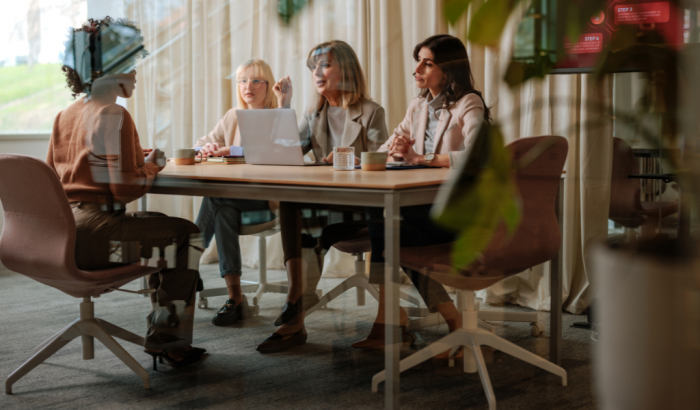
left=425, top=152, right=435, bottom=167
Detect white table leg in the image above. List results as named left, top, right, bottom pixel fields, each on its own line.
left=384, top=193, right=400, bottom=410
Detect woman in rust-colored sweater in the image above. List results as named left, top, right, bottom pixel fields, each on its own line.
left=46, top=18, right=205, bottom=368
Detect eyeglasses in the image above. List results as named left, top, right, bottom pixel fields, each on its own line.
left=237, top=79, right=268, bottom=87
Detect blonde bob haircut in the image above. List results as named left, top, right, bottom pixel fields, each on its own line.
left=306, top=40, right=368, bottom=112
left=236, top=59, right=278, bottom=109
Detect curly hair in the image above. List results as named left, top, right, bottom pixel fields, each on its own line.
left=62, top=17, right=143, bottom=99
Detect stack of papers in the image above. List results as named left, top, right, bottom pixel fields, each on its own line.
left=205, top=155, right=245, bottom=164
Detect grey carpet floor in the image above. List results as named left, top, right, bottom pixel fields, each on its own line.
left=0, top=264, right=597, bottom=409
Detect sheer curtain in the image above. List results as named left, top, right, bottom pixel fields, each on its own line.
left=126, top=0, right=611, bottom=314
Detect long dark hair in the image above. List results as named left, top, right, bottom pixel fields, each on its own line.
left=413, top=34, right=491, bottom=121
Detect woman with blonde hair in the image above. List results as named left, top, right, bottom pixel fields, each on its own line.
left=255, top=40, right=389, bottom=353
left=194, top=59, right=283, bottom=326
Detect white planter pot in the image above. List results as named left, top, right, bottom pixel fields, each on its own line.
left=594, top=245, right=700, bottom=410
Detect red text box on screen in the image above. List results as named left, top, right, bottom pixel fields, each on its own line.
left=615, top=2, right=670, bottom=25
left=565, top=34, right=603, bottom=54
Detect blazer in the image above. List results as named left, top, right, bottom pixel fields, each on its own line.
left=299, top=99, right=389, bottom=159
left=378, top=92, right=486, bottom=167
left=193, top=108, right=242, bottom=149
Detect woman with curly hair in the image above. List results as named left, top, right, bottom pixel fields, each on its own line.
left=47, top=17, right=206, bottom=368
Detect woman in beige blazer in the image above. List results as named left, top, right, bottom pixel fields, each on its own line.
left=356, top=34, right=491, bottom=353
left=193, top=59, right=283, bottom=327
left=256, top=40, right=389, bottom=353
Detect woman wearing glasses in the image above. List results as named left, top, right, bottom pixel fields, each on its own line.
left=255, top=40, right=389, bottom=353
left=194, top=59, right=284, bottom=326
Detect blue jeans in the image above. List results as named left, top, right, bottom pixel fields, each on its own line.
left=196, top=197, right=273, bottom=277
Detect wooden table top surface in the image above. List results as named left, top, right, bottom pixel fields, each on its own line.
left=156, top=163, right=451, bottom=190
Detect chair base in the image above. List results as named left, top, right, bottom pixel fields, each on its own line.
left=371, top=291, right=565, bottom=410
left=305, top=254, right=423, bottom=317
left=6, top=298, right=149, bottom=394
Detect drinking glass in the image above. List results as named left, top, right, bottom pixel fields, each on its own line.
left=333, top=147, right=355, bottom=171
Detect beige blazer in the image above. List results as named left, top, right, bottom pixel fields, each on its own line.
left=193, top=108, right=242, bottom=149
left=299, top=99, right=389, bottom=159
left=379, top=93, right=485, bottom=167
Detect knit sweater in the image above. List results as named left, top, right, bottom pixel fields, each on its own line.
left=46, top=98, right=159, bottom=206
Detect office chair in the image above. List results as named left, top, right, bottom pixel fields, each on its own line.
left=372, top=136, right=569, bottom=410
left=0, top=155, right=165, bottom=394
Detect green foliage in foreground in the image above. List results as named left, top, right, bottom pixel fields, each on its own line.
left=0, top=63, right=67, bottom=106
left=433, top=124, right=521, bottom=270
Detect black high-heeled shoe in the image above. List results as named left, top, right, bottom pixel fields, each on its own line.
left=144, top=347, right=206, bottom=370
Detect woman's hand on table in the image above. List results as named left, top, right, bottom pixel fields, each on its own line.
left=389, top=136, right=422, bottom=165
left=273, top=76, right=293, bottom=108
left=323, top=151, right=360, bottom=165
left=199, top=143, right=230, bottom=158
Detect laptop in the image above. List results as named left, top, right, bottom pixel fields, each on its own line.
left=237, top=109, right=329, bottom=166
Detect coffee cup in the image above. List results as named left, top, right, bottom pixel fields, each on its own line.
left=361, top=152, right=387, bottom=171
left=173, top=148, right=196, bottom=165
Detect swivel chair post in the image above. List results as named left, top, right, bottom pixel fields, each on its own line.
left=80, top=297, right=95, bottom=360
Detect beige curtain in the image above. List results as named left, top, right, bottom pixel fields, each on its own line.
left=127, top=0, right=612, bottom=314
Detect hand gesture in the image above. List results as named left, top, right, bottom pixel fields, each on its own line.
left=389, top=136, right=420, bottom=164
left=388, top=136, right=413, bottom=157
left=273, top=76, right=293, bottom=108
left=142, top=148, right=153, bottom=157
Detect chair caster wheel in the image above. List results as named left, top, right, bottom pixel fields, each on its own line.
left=530, top=322, right=545, bottom=336
left=252, top=304, right=260, bottom=316
left=198, top=298, right=209, bottom=309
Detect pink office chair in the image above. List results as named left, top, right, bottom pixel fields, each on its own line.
left=372, top=136, right=569, bottom=410
left=0, top=155, right=162, bottom=394
left=609, top=137, right=678, bottom=234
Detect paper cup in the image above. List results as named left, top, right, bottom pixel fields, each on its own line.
left=173, top=148, right=196, bottom=165
left=361, top=152, right=387, bottom=171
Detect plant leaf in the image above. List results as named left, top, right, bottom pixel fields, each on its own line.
left=468, top=0, right=523, bottom=47
left=443, top=0, right=474, bottom=26
left=433, top=123, right=522, bottom=270
left=277, top=0, right=309, bottom=25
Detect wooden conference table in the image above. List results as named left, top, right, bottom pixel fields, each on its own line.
left=145, top=163, right=564, bottom=409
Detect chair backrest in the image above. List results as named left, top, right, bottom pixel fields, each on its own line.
left=609, top=137, right=645, bottom=228
left=0, top=155, right=85, bottom=286
left=474, top=135, right=568, bottom=276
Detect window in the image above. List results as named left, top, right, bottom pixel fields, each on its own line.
left=0, top=0, right=87, bottom=134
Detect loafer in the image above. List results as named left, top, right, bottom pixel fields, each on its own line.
left=273, top=293, right=320, bottom=326
left=256, top=326, right=308, bottom=354
left=212, top=295, right=249, bottom=326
